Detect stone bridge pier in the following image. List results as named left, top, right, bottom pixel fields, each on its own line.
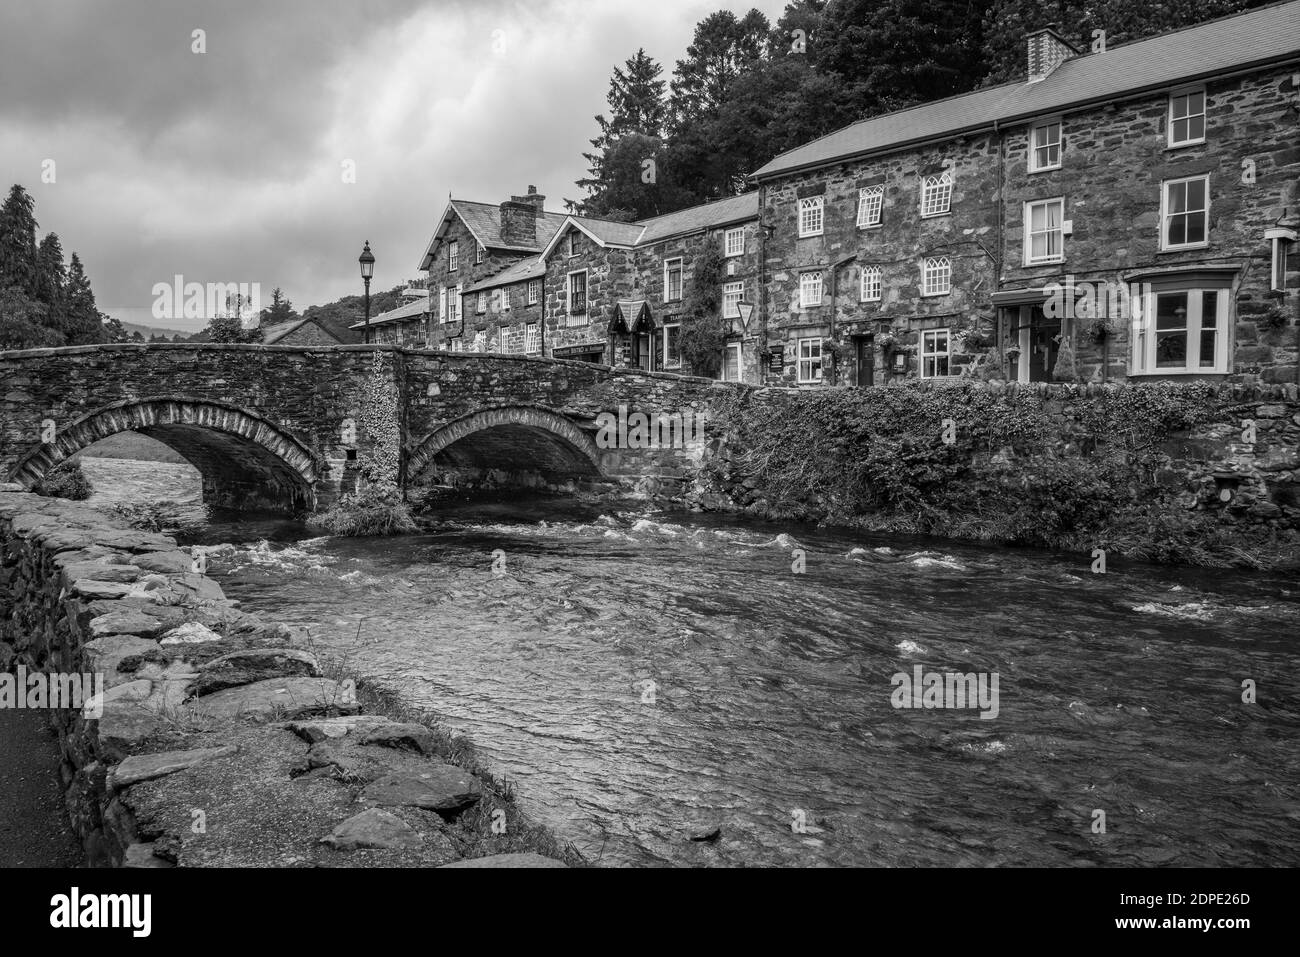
left=0, top=344, right=740, bottom=514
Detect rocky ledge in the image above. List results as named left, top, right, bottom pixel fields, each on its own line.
left=0, top=486, right=570, bottom=868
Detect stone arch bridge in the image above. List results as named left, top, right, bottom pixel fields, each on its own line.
left=0, top=344, right=738, bottom=513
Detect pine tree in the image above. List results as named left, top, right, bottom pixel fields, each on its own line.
left=34, top=233, right=66, bottom=330
left=63, top=253, right=103, bottom=345
left=667, top=9, right=770, bottom=134
left=259, top=287, right=297, bottom=326
left=576, top=50, right=671, bottom=216
left=0, top=184, right=39, bottom=297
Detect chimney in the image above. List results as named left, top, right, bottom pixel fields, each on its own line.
left=1025, top=26, right=1078, bottom=83
left=500, top=199, right=539, bottom=247
left=511, top=185, right=546, bottom=213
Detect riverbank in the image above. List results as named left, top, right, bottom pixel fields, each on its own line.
left=0, top=486, right=577, bottom=868
left=688, top=380, right=1300, bottom=572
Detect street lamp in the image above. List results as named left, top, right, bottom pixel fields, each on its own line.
left=358, top=241, right=375, bottom=344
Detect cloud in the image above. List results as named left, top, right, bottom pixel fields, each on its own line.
left=0, top=0, right=787, bottom=330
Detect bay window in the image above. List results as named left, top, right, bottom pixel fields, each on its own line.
left=1130, top=282, right=1231, bottom=375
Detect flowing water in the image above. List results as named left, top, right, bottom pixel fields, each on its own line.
left=84, top=456, right=1300, bottom=867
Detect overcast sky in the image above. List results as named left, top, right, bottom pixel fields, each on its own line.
left=0, top=0, right=789, bottom=331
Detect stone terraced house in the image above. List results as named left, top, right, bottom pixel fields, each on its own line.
left=388, top=2, right=1297, bottom=388
left=751, top=1, right=1300, bottom=387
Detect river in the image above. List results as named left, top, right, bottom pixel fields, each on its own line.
left=78, top=456, right=1300, bottom=867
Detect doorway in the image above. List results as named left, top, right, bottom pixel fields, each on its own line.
left=1015, top=305, right=1061, bottom=382
left=854, top=336, right=875, bottom=387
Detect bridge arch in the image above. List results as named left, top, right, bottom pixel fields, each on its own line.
left=7, top=398, right=325, bottom=513
left=407, top=405, right=603, bottom=481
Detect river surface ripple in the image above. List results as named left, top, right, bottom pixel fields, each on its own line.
left=88, top=456, right=1300, bottom=867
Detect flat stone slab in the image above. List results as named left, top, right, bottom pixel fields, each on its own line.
left=285, top=715, right=392, bottom=743
left=439, top=853, right=566, bottom=868
left=83, top=635, right=163, bottom=684
left=122, top=843, right=173, bottom=868
left=193, top=648, right=321, bottom=696
left=357, top=722, right=437, bottom=755
left=109, top=745, right=238, bottom=789
left=96, top=703, right=166, bottom=755
left=360, top=766, right=483, bottom=813
left=131, top=551, right=195, bottom=575
left=189, top=677, right=358, bottom=723
left=72, top=580, right=145, bottom=600
left=321, top=808, right=422, bottom=851
left=89, top=610, right=168, bottom=639
left=61, top=561, right=143, bottom=585
left=160, top=622, right=223, bottom=645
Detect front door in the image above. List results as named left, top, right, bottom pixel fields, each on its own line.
left=855, top=337, right=874, bottom=387
left=1017, top=305, right=1061, bottom=382
left=636, top=332, right=653, bottom=370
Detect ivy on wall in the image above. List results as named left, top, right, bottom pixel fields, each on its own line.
left=678, top=241, right=727, bottom=379
left=701, top=380, right=1275, bottom=565
left=358, top=350, right=402, bottom=490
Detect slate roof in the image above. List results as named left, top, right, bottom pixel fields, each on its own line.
left=753, top=0, right=1300, bottom=180
left=260, top=316, right=356, bottom=344
left=348, top=296, right=430, bottom=329
left=417, top=200, right=568, bottom=269
left=635, top=193, right=759, bottom=243
left=462, top=257, right=547, bottom=294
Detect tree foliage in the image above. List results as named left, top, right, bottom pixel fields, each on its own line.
left=0, top=184, right=115, bottom=350
left=678, top=240, right=728, bottom=378
left=574, top=0, right=1272, bottom=215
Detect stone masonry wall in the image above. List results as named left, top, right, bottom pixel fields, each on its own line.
left=0, top=489, right=567, bottom=868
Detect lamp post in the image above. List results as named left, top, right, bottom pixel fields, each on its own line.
left=358, top=241, right=375, bottom=344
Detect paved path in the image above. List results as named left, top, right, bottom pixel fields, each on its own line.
left=0, top=709, right=82, bottom=867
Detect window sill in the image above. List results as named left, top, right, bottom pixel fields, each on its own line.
left=1157, top=243, right=1210, bottom=254
left=857, top=223, right=882, bottom=231
left=1165, top=139, right=1206, bottom=151
left=1028, top=165, right=1062, bottom=175
left=1128, top=369, right=1229, bottom=378
left=798, top=232, right=824, bottom=239
left=1024, top=257, right=1065, bottom=267
left=920, top=292, right=951, bottom=298
left=920, top=211, right=952, bottom=220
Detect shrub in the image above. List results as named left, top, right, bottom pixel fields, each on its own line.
left=309, top=482, right=418, bottom=537
left=34, top=461, right=93, bottom=500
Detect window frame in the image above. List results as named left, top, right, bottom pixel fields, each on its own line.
left=724, top=227, right=745, bottom=257
left=796, top=336, right=823, bottom=384
left=662, top=322, right=681, bottom=369
left=476, top=291, right=487, bottom=314
left=921, top=257, right=951, bottom=297
left=566, top=233, right=577, bottom=258
left=566, top=269, right=588, bottom=322
left=663, top=257, right=684, bottom=303
left=448, top=240, right=459, bottom=272
left=799, top=270, right=823, bottom=308
left=857, top=185, right=884, bottom=228
left=920, top=329, right=953, bottom=378
left=524, top=321, right=540, bottom=355
left=499, top=287, right=510, bottom=311
left=1024, top=197, right=1066, bottom=265
left=920, top=171, right=953, bottom=218
left=723, top=280, right=744, bottom=319
left=475, top=243, right=485, bottom=265
left=1130, top=286, right=1231, bottom=375
left=527, top=279, right=540, bottom=305
left=1028, top=120, right=1063, bottom=173
left=722, top=342, right=743, bottom=382
left=798, top=196, right=824, bottom=238
left=1160, top=174, right=1210, bottom=252
left=860, top=265, right=882, bottom=303
left=1167, top=87, right=1207, bottom=148
left=448, top=284, right=461, bottom=323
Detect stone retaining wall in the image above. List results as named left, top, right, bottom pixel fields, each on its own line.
left=0, top=487, right=566, bottom=868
